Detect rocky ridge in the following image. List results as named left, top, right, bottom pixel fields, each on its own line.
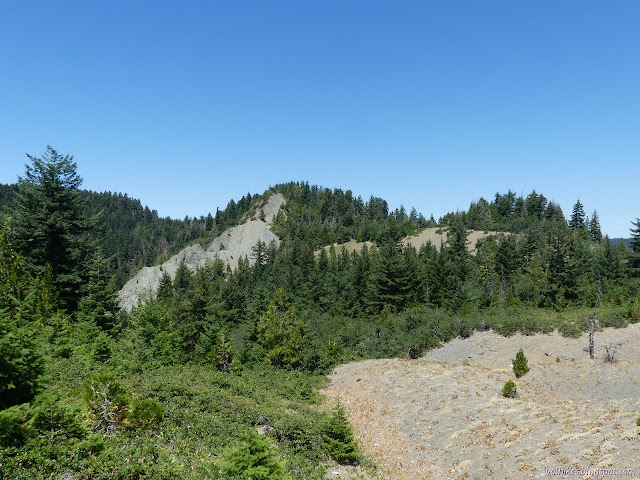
left=117, top=193, right=284, bottom=312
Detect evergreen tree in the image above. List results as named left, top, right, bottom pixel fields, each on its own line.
left=156, top=270, right=173, bottom=300
left=220, top=430, right=290, bottom=480
left=569, top=200, right=587, bottom=233
left=257, top=288, right=304, bottom=368
left=9, top=146, right=94, bottom=310
left=366, top=240, right=411, bottom=313
left=77, top=251, right=118, bottom=330
left=631, top=218, right=640, bottom=254
left=629, top=218, right=640, bottom=274
left=512, top=348, right=530, bottom=378
left=322, top=400, right=360, bottom=465
left=0, top=307, right=45, bottom=409
left=212, top=330, right=234, bottom=372
left=588, top=210, right=602, bottom=242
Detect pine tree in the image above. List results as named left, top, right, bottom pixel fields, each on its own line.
left=9, top=146, right=94, bottom=310
left=630, top=218, right=640, bottom=273
left=322, top=400, right=360, bottom=465
left=569, top=200, right=586, bottom=233
left=0, top=307, right=45, bottom=409
left=212, top=330, right=234, bottom=372
left=220, top=430, right=290, bottom=480
left=512, top=348, right=530, bottom=378
left=156, top=271, right=173, bottom=300
left=631, top=218, right=640, bottom=254
left=77, top=251, right=118, bottom=330
left=257, top=288, right=304, bottom=368
left=588, top=210, right=602, bottom=242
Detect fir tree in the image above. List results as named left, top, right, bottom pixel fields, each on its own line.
left=630, top=218, right=640, bottom=273
left=257, top=288, right=304, bottom=368
left=220, top=430, right=290, bottom=480
left=569, top=200, right=586, bottom=233
left=9, top=146, right=95, bottom=310
left=322, top=400, right=360, bottom=465
left=588, top=210, right=602, bottom=242
left=512, top=348, right=530, bottom=378
left=0, top=307, right=45, bottom=409
left=212, top=330, right=234, bottom=372
left=631, top=218, right=640, bottom=254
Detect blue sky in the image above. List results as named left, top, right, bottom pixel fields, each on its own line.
left=1, top=1, right=638, bottom=237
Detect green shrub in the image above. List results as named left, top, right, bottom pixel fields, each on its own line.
left=636, top=417, right=640, bottom=427
left=627, top=300, right=640, bottom=323
left=82, top=372, right=129, bottom=434
left=92, top=331, right=112, bottom=361
left=128, top=398, right=164, bottom=429
left=77, top=434, right=105, bottom=456
left=220, top=430, right=291, bottom=479
left=0, top=403, right=33, bottom=447
left=502, top=380, right=517, bottom=398
left=512, top=348, right=530, bottom=378
left=29, top=390, right=88, bottom=441
left=559, top=322, right=582, bottom=338
left=322, top=400, right=360, bottom=465
left=0, top=310, right=45, bottom=409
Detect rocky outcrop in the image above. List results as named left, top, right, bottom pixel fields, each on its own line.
left=117, top=194, right=284, bottom=312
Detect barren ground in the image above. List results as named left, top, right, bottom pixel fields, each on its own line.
left=322, top=324, right=640, bottom=479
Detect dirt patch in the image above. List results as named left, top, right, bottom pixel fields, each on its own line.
left=322, top=326, right=640, bottom=479
left=401, top=228, right=509, bottom=254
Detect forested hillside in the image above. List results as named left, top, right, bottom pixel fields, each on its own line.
left=0, top=184, right=257, bottom=288
left=2, top=148, right=640, bottom=479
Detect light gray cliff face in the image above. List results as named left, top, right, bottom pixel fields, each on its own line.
left=117, top=193, right=284, bottom=312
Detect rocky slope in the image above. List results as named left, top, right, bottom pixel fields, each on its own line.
left=117, top=193, right=284, bottom=312
left=322, top=325, right=640, bottom=479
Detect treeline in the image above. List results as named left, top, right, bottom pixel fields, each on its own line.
left=272, top=181, right=434, bottom=247
left=126, top=183, right=640, bottom=376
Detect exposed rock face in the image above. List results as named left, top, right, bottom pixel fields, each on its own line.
left=206, top=220, right=279, bottom=270
left=117, top=193, right=284, bottom=312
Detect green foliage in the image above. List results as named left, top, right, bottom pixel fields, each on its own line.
left=212, top=330, right=235, bottom=372
left=559, top=321, right=583, bottom=338
left=128, top=398, right=164, bottom=429
left=636, top=417, right=640, bottom=427
left=220, top=430, right=291, bottom=480
left=9, top=146, right=95, bottom=310
left=29, top=390, right=88, bottom=441
left=502, top=380, right=517, bottom=398
left=258, top=288, right=304, bottom=368
left=322, top=400, right=360, bottom=465
left=0, top=403, right=33, bottom=447
left=0, top=308, right=44, bottom=409
left=92, top=331, right=112, bottom=361
left=512, top=348, right=530, bottom=378
left=82, top=372, right=129, bottom=434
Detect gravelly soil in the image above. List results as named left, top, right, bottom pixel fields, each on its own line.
left=322, top=325, right=640, bottom=480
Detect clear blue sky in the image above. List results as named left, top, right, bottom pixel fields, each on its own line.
left=1, top=1, right=638, bottom=238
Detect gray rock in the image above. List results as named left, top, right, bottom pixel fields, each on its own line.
left=117, top=194, right=284, bottom=312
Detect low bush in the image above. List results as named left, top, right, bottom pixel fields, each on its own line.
left=502, top=380, right=517, bottom=398
left=127, top=398, right=164, bottom=429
